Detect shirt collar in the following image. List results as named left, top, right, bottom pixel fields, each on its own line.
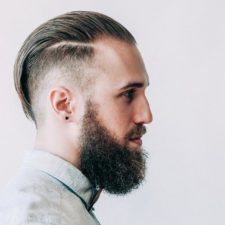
left=22, top=150, right=99, bottom=210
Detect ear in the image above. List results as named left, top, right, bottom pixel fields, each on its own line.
left=49, top=87, right=74, bottom=122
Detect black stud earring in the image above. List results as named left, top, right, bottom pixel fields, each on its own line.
left=65, top=116, right=69, bottom=120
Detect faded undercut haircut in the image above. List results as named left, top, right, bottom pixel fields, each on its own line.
left=14, top=11, right=136, bottom=125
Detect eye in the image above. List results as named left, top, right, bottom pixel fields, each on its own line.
left=123, top=89, right=136, bottom=102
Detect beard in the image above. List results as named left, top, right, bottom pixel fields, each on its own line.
left=80, top=101, right=148, bottom=195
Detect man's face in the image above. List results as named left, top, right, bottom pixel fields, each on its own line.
left=89, top=38, right=152, bottom=149
left=79, top=38, right=153, bottom=194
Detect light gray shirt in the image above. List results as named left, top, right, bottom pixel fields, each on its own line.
left=0, top=150, right=101, bottom=225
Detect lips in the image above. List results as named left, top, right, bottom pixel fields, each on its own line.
left=130, top=138, right=142, bottom=146
left=127, top=126, right=147, bottom=147
left=129, top=135, right=143, bottom=146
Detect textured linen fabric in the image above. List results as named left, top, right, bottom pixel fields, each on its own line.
left=0, top=150, right=101, bottom=225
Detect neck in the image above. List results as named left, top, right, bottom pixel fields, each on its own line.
left=34, top=128, right=81, bottom=169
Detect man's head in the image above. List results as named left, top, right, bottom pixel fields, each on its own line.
left=14, top=11, right=136, bottom=125
left=14, top=11, right=153, bottom=194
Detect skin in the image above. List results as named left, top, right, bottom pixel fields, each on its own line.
left=34, top=37, right=153, bottom=169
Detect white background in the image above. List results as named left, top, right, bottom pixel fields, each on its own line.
left=0, top=0, right=225, bottom=225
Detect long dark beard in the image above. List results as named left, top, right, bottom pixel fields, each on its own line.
left=80, top=101, right=148, bottom=195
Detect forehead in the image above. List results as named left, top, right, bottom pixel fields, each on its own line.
left=92, top=38, right=149, bottom=89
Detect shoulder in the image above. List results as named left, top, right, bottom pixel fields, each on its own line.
left=0, top=167, right=63, bottom=225
left=0, top=167, right=100, bottom=225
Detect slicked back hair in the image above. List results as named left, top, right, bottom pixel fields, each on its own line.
left=14, top=11, right=136, bottom=125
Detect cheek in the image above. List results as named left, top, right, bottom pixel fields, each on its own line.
left=99, top=101, right=133, bottom=138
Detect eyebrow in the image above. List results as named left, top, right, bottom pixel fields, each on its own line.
left=119, top=81, right=149, bottom=91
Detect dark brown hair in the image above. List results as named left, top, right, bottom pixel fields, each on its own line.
left=14, top=11, right=136, bottom=123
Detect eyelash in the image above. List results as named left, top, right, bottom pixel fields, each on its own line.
left=123, top=89, right=136, bottom=102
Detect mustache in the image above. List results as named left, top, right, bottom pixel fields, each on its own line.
left=126, top=125, right=147, bottom=139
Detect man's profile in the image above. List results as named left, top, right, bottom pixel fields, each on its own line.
left=0, top=11, right=153, bottom=225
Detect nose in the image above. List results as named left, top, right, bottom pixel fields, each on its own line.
left=133, top=97, right=153, bottom=125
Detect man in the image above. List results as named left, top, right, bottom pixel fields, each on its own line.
left=0, top=11, right=153, bottom=225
